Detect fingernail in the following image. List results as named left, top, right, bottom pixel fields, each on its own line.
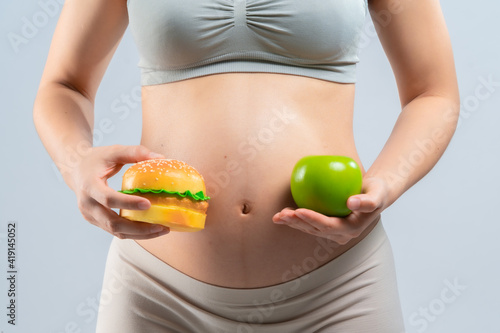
left=149, top=152, right=164, bottom=158
left=138, top=201, right=150, bottom=210
left=150, top=225, right=164, bottom=233
left=281, top=216, right=292, bottom=222
left=350, top=197, right=361, bottom=210
left=159, top=228, right=170, bottom=235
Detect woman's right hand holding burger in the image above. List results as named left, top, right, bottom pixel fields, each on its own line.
left=70, top=144, right=171, bottom=239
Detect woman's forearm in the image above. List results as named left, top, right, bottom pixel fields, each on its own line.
left=364, top=94, right=460, bottom=210
left=33, top=82, right=95, bottom=191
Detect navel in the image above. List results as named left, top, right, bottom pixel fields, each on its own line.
left=240, top=201, right=252, bottom=215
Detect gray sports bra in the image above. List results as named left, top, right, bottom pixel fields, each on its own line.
left=127, top=0, right=368, bottom=86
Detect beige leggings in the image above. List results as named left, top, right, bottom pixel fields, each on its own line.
left=96, top=220, right=405, bottom=333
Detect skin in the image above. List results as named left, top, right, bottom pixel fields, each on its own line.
left=34, top=0, right=459, bottom=288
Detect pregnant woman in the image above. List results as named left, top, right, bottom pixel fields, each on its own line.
left=33, top=0, right=459, bottom=331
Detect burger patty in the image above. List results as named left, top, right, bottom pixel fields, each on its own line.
left=134, top=193, right=209, bottom=213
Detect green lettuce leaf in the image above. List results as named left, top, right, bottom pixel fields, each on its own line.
left=119, top=188, right=210, bottom=201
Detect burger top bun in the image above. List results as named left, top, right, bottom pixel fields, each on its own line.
left=122, top=159, right=207, bottom=195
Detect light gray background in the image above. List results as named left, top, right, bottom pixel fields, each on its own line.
left=1, top=0, right=499, bottom=332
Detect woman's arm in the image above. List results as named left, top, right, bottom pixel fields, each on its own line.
left=33, top=0, right=169, bottom=239
left=361, top=0, right=460, bottom=209
left=34, top=0, right=128, bottom=185
left=273, top=0, right=460, bottom=244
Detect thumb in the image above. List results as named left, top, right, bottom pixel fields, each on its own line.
left=346, top=194, right=381, bottom=213
left=107, top=145, right=165, bottom=164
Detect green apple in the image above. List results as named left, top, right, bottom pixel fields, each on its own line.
left=290, top=155, right=362, bottom=217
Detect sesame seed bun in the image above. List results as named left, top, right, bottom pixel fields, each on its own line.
left=119, top=159, right=209, bottom=232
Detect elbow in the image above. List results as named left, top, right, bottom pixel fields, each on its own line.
left=445, top=88, right=461, bottom=135
left=33, top=86, right=52, bottom=136
left=439, top=92, right=460, bottom=136
left=434, top=93, right=461, bottom=139
left=32, top=93, right=44, bottom=134
left=33, top=81, right=51, bottom=131
left=430, top=80, right=462, bottom=134
left=412, top=88, right=461, bottom=134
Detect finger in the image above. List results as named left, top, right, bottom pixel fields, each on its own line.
left=107, top=144, right=165, bottom=165
left=90, top=181, right=151, bottom=210
left=347, top=194, right=381, bottom=213
left=294, top=208, right=360, bottom=241
left=276, top=214, right=323, bottom=235
left=294, top=208, right=337, bottom=229
left=346, top=196, right=361, bottom=210
left=90, top=202, right=170, bottom=239
left=272, top=207, right=296, bottom=222
left=119, top=226, right=171, bottom=240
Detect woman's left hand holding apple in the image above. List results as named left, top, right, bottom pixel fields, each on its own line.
left=272, top=177, right=389, bottom=244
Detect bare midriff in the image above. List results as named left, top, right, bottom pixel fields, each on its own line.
left=135, top=72, right=376, bottom=288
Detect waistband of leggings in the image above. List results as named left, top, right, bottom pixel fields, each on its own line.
left=114, top=216, right=387, bottom=305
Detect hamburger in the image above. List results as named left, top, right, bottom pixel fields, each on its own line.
left=119, top=159, right=210, bottom=232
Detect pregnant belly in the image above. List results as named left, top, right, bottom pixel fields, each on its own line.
left=135, top=73, right=366, bottom=288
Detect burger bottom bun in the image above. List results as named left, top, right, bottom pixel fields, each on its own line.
left=120, top=205, right=206, bottom=232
